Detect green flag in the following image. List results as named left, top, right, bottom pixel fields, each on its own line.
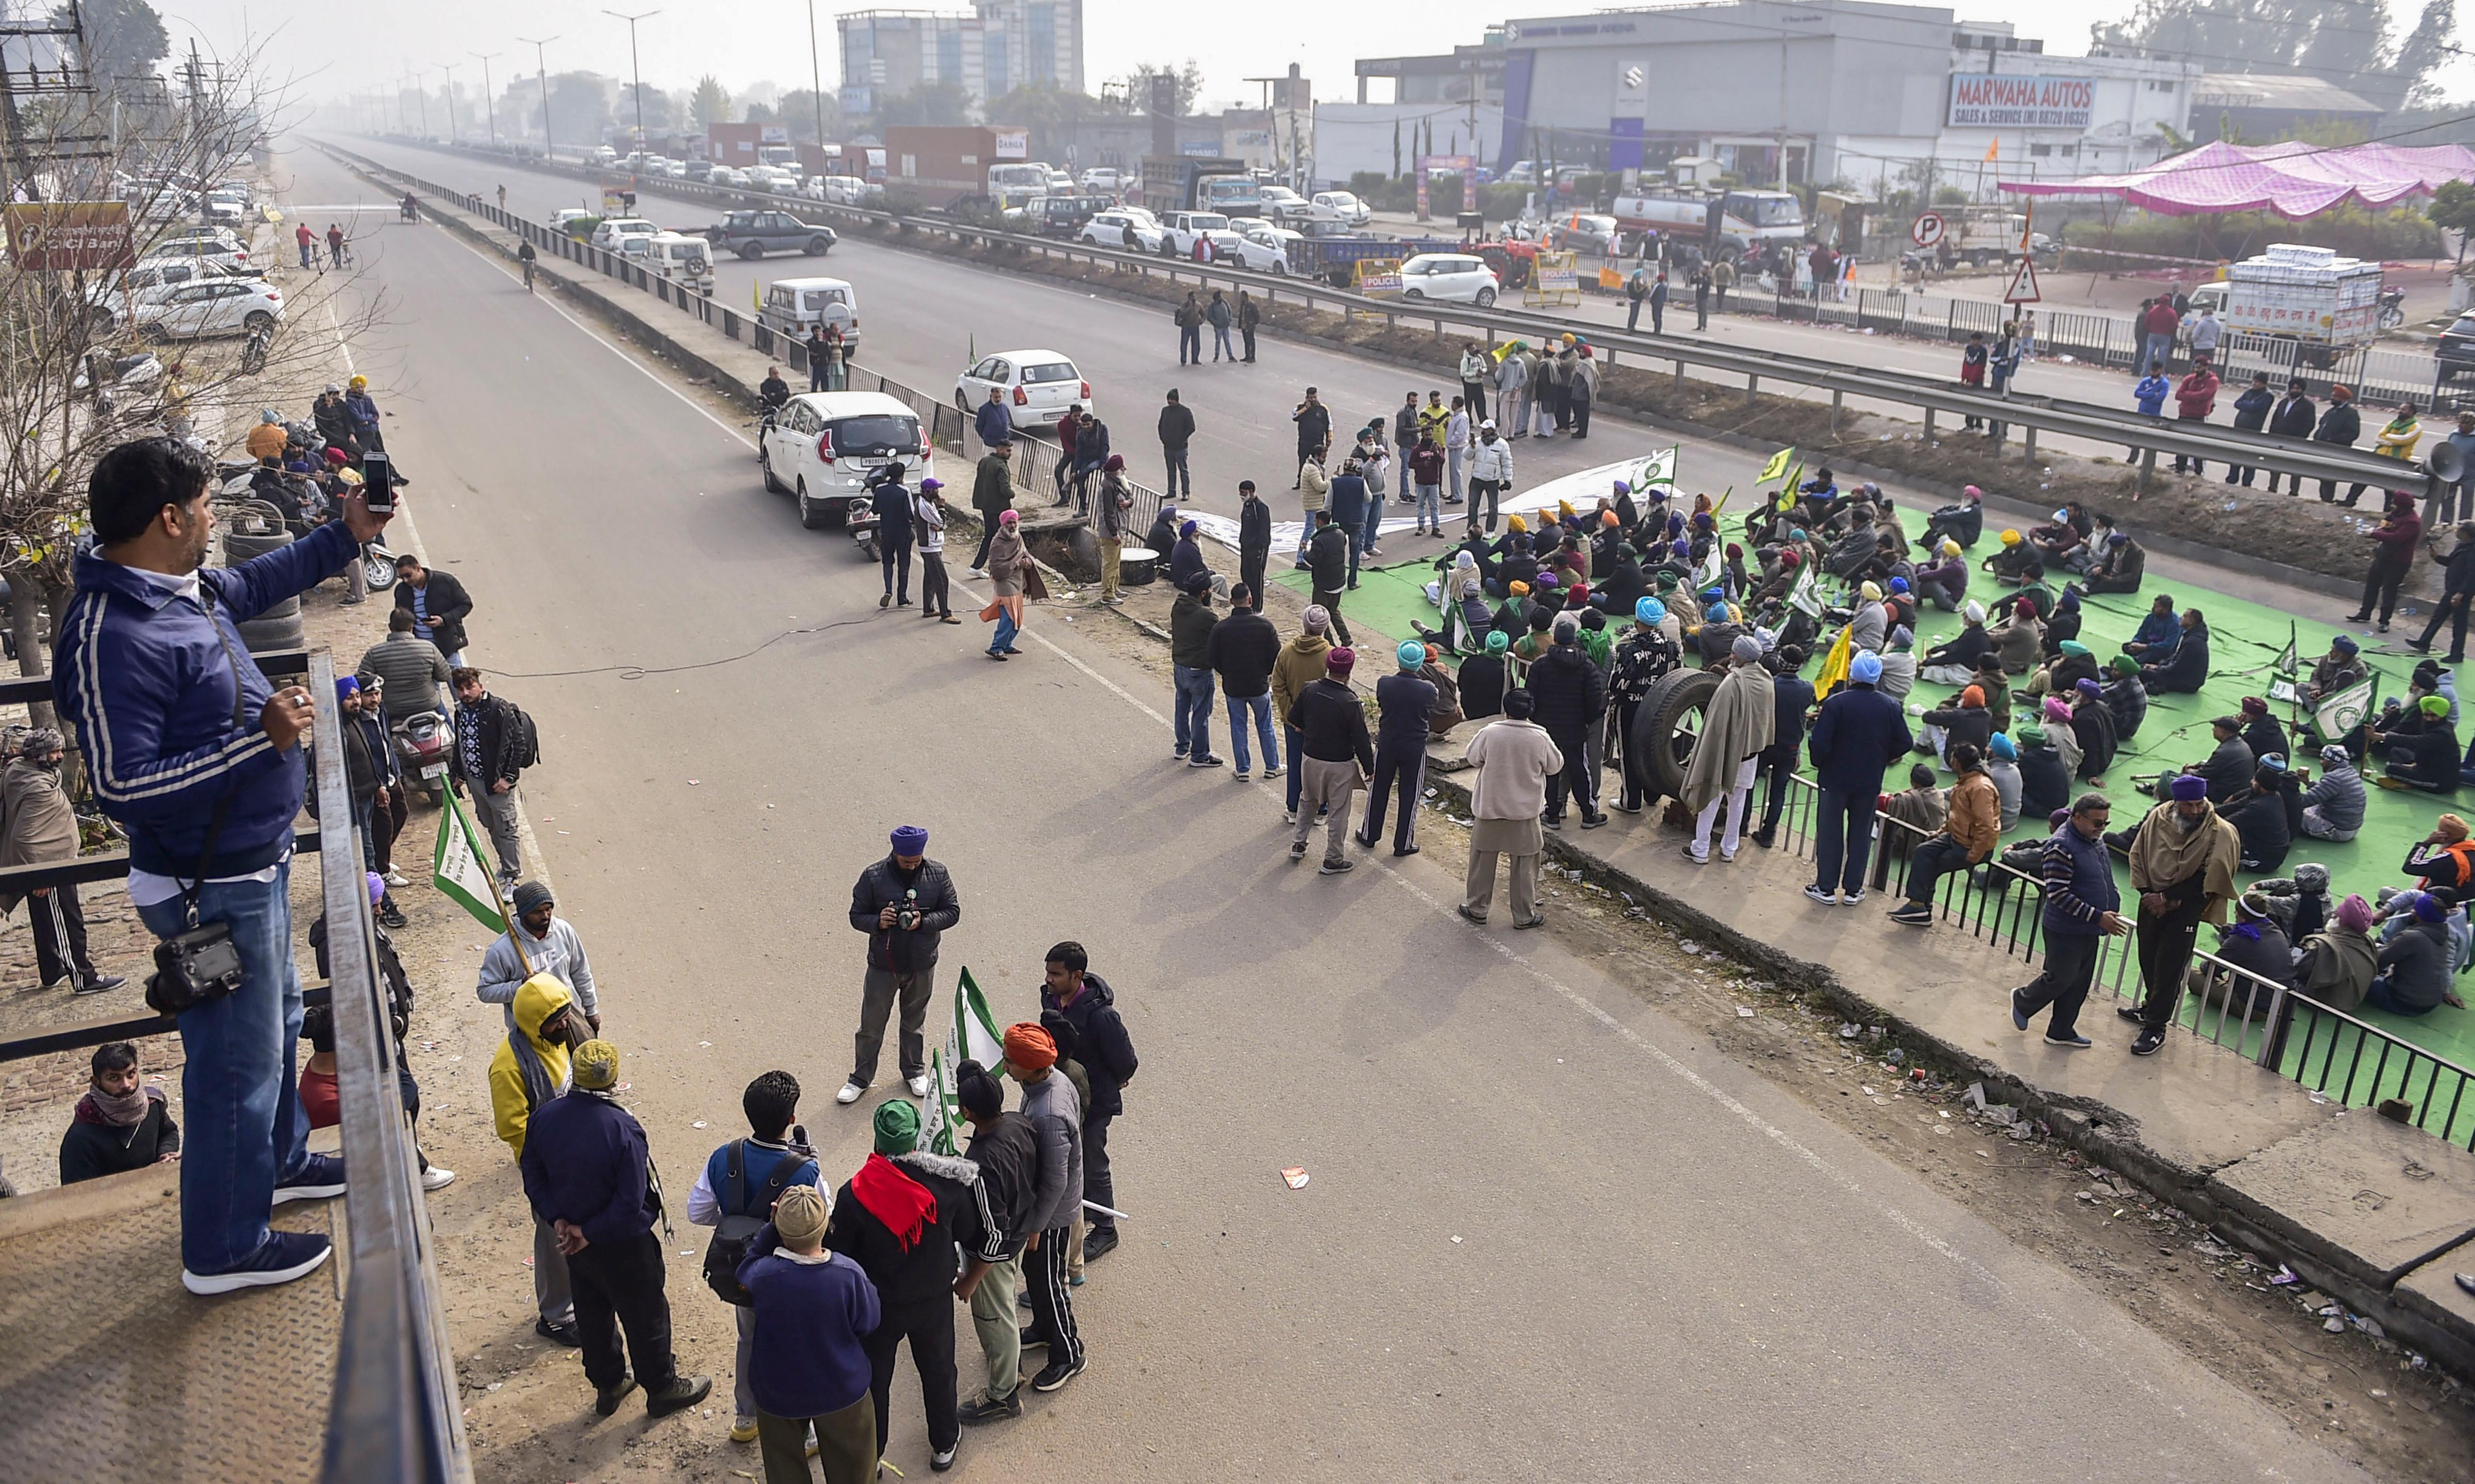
left=1787, top=559, right=1822, bottom=617
left=2315, top=673, right=2376, bottom=738
left=1758, top=446, right=1795, bottom=485
left=921, top=968, right=1006, bottom=1158
left=2273, top=621, right=2299, bottom=679
left=432, top=792, right=506, bottom=933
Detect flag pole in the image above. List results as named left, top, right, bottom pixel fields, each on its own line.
left=461, top=789, right=533, bottom=977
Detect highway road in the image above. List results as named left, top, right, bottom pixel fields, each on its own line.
left=281, top=142, right=2368, bottom=1483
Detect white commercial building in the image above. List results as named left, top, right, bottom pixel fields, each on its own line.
left=1310, top=102, right=1506, bottom=188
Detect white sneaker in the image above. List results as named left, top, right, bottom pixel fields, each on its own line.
left=384, top=869, right=410, bottom=887
left=836, top=1080, right=866, bottom=1105
left=421, top=1166, right=456, bottom=1191
left=905, top=1073, right=931, bottom=1099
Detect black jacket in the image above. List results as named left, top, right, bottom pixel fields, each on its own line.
left=1769, top=674, right=1816, bottom=751
left=1206, top=609, right=1280, bottom=699
left=1158, top=401, right=1196, bottom=451
left=1238, top=497, right=1272, bottom=557
left=963, top=1112, right=1041, bottom=1262
left=2270, top=393, right=2316, bottom=438
left=312, top=394, right=357, bottom=451
left=1527, top=642, right=1607, bottom=734
left=1293, top=401, right=1332, bottom=452
left=1459, top=653, right=1507, bottom=719
left=825, top=1150, right=989, bottom=1310
left=2314, top=403, right=2362, bottom=447
left=1169, top=592, right=1218, bottom=668
left=1921, top=703, right=1992, bottom=759
left=393, top=570, right=474, bottom=658
left=2223, top=788, right=2292, bottom=872
left=59, top=1093, right=179, bottom=1184
left=2017, top=744, right=2073, bottom=820
left=1289, top=677, right=1373, bottom=770
left=1375, top=671, right=1439, bottom=750
left=847, top=854, right=962, bottom=972
left=2444, top=538, right=2475, bottom=597
left=869, top=480, right=914, bottom=545
left=2149, top=624, right=2210, bottom=694
left=2232, top=385, right=2274, bottom=432
left=1308, top=523, right=1349, bottom=593
left=453, top=692, right=523, bottom=788
left=1041, top=972, right=1137, bottom=1119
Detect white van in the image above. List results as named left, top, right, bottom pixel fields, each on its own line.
left=758, top=391, right=931, bottom=532
left=758, top=275, right=862, bottom=356
left=646, top=232, right=715, bottom=295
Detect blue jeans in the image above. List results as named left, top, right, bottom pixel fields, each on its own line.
left=1173, top=664, right=1215, bottom=757
left=1212, top=325, right=1235, bottom=360
left=991, top=607, right=1020, bottom=653
left=1164, top=446, right=1191, bottom=498
left=1813, top=785, right=1877, bottom=896
left=1416, top=485, right=1442, bottom=531
left=2140, top=332, right=2173, bottom=374
left=136, top=863, right=314, bottom=1274
left=1227, top=693, right=1276, bottom=773
left=1361, top=498, right=1384, bottom=557
left=2364, top=973, right=2437, bottom=1016
left=1179, top=326, right=1201, bottom=364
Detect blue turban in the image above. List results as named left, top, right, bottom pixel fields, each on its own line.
left=1889, top=576, right=1909, bottom=593
left=1988, top=733, right=2017, bottom=761
left=2168, top=774, right=2209, bottom=802
left=1666, top=513, right=1686, bottom=536
left=890, top=824, right=930, bottom=855
left=1850, top=651, right=1883, bottom=683
left=2414, top=891, right=2448, bottom=922
left=1397, top=640, right=1427, bottom=669
left=1635, top=597, right=1666, bottom=625
left=335, top=676, right=360, bottom=702
left=1704, top=601, right=1729, bottom=623
left=1670, top=539, right=1691, bottom=559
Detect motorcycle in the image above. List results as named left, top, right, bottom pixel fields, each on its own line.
left=391, top=709, right=451, bottom=806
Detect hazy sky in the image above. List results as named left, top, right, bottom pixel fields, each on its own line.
left=154, top=0, right=2467, bottom=115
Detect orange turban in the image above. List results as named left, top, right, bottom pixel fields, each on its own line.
left=1002, top=1023, right=1057, bottom=1072
left=1960, top=685, right=1986, bottom=707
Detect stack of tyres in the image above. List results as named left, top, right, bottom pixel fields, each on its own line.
left=222, top=523, right=307, bottom=653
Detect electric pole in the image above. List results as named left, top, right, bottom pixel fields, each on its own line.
left=807, top=0, right=826, bottom=159
left=604, top=10, right=661, bottom=149
left=439, top=61, right=458, bottom=142
left=519, top=36, right=558, bottom=157
left=472, top=52, right=501, bottom=147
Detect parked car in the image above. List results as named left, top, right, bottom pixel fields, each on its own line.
left=1158, top=211, right=1231, bottom=257
left=955, top=348, right=1091, bottom=419
left=811, top=174, right=870, bottom=205
left=1079, top=209, right=1164, bottom=253
left=588, top=145, right=618, bottom=166
left=1258, top=185, right=1312, bottom=224
left=1398, top=252, right=1500, bottom=307
left=1222, top=222, right=1295, bottom=274
left=1545, top=214, right=1622, bottom=256
left=134, top=276, right=283, bottom=340
left=590, top=217, right=661, bottom=256
left=550, top=207, right=597, bottom=231
left=1078, top=166, right=1126, bottom=195
left=645, top=232, right=716, bottom=294
left=141, top=235, right=250, bottom=274
left=704, top=208, right=835, bottom=259
left=682, top=160, right=717, bottom=182
left=1011, top=195, right=1107, bottom=238
left=2439, top=312, right=2475, bottom=383
left=85, top=258, right=251, bottom=331
left=756, top=275, right=862, bottom=356
left=758, top=390, right=931, bottom=532
left=745, top=166, right=796, bottom=193
left=1309, top=190, right=1371, bottom=227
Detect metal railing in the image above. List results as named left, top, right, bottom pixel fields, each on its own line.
left=331, top=138, right=2430, bottom=498
left=0, top=650, right=469, bottom=1483
left=1773, top=768, right=2475, bottom=1146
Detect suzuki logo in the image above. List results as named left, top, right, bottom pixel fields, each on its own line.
left=1623, top=64, right=1644, bottom=89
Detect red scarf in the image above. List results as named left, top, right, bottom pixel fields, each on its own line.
left=850, top=1153, right=938, bottom=1252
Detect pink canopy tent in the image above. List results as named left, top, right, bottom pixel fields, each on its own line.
left=1999, top=139, right=2475, bottom=219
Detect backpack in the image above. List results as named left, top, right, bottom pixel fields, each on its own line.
left=701, top=1140, right=806, bottom=1307
left=499, top=697, right=542, bottom=770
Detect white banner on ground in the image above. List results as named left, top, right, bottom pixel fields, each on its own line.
left=1187, top=448, right=1682, bottom=553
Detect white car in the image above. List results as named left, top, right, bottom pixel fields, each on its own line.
left=1046, top=171, right=1074, bottom=194
left=589, top=145, right=619, bottom=166
left=590, top=218, right=661, bottom=256
left=1079, top=209, right=1163, bottom=253
left=745, top=166, right=794, bottom=193
left=85, top=258, right=250, bottom=329
left=1258, top=185, right=1311, bottom=223
left=550, top=207, right=597, bottom=230
left=1218, top=225, right=1294, bottom=274
left=1398, top=252, right=1500, bottom=307
left=1157, top=211, right=1230, bottom=257
left=1311, top=190, right=1371, bottom=227
left=141, top=235, right=251, bottom=274
left=758, top=390, right=933, bottom=531
left=1078, top=167, right=1125, bottom=194
left=814, top=175, right=869, bottom=205
left=955, top=348, right=1090, bottom=421
left=711, top=166, right=748, bottom=187
left=135, top=276, right=284, bottom=340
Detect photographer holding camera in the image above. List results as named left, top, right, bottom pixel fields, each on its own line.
left=58, top=435, right=392, bottom=1296
left=838, top=825, right=962, bottom=1107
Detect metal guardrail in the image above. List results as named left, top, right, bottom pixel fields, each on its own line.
left=1777, top=768, right=2475, bottom=1147
left=340, top=136, right=2428, bottom=499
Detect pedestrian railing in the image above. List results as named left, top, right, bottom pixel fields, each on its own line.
left=1770, top=770, right=2475, bottom=1146
left=0, top=651, right=470, bottom=1484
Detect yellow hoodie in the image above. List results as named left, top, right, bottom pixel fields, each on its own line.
left=488, top=974, right=574, bottom=1159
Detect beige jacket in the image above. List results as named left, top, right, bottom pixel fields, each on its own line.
left=1464, top=718, right=1564, bottom=820
left=1299, top=459, right=1329, bottom=513
left=985, top=528, right=1029, bottom=597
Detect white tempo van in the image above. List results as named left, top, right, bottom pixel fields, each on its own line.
left=757, top=275, right=862, bottom=357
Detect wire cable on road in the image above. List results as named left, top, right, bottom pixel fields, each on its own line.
left=484, top=612, right=885, bottom=681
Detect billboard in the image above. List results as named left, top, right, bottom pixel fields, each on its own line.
left=1946, top=75, right=2095, bottom=129
left=993, top=128, right=1029, bottom=160
left=5, top=202, right=136, bottom=272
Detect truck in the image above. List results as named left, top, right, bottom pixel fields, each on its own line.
left=1608, top=188, right=1805, bottom=266
left=883, top=126, right=1014, bottom=207
left=2196, top=243, right=2384, bottom=365
left=1282, top=232, right=1463, bottom=287
left=1932, top=208, right=2055, bottom=269
left=1140, top=156, right=1252, bottom=217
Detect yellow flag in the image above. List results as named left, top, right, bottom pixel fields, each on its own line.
left=1984, top=138, right=1999, bottom=163
left=1757, top=447, right=1794, bottom=485
left=1812, top=624, right=1854, bottom=702
left=753, top=277, right=763, bottom=311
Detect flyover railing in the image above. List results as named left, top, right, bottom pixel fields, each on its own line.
left=337, top=136, right=2429, bottom=498
left=0, top=649, right=470, bottom=1484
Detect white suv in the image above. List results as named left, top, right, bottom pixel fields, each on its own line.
left=1079, top=209, right=1163, bottom=253
left=1311, top=191, right=1372, bottom=227
left=1158, top=211, right=1230, bottom=257
left=590, top=218, right=660, bottom=256
left=136, top=276, right=284, bottom=340
left=1399, top=253, right=1499, bottom=307
left=758, top=391, right=933, bottom=532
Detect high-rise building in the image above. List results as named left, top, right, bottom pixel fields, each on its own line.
left=837, top=0, right=1083, bottom=118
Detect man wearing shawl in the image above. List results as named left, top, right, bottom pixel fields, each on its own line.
left=2121, top=775, right=2241, bottom=1058
left=491, top=973, right=583, bottom=1344
left=826, top=1098, right=992, bottom=1473
left=1681, top=635, right=1775, bottom=864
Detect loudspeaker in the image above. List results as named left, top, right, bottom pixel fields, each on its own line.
left=2429, top=438, right=2466, bottom=486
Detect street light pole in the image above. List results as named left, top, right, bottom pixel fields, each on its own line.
left=806, top=0, right=826, bottom=157
left=440, top=61, right=459, bottom=142
left=412, top=69, right=429, bottom=138
left=472, top=52, right=502, bottom=148
left=519, top=36, right=559, bottom=158
left=604, top=9, right=661, bottom=150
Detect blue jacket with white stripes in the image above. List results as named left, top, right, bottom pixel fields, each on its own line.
left=57, top=522, right=356, bottom=878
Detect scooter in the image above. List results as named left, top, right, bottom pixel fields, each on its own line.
left=391, top=709, right=451, bottom=806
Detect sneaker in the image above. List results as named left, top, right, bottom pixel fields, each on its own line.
left=1032, top=1355, right=1087, bottom=1393
left=958, top=1388, right=1022, bottom=1425
left=2130, top=1028, right=2167, bottom=1057
left=880, top=593, right=892, bottom=608
left=2010, top=989, right=2031, bottom=1032
left=380, top=903, right=408, bottom=929
left=2115, top=1005, right=2146, bottom=1026
left=1682, top=846, right=1709, bottom=865
left=595, top=1372, right=638, bottom=1417
left=1018, top=1326, right=1050, bottom=1350
left=1841, top=888, right=1866, bottom=905
left=1263, top=765, right=1284, bottom=778
left=836, top=1080, right=867, bottom=1104
left=74, top=973, right=127, bottom=996
left=421, top=1165, right=457, bottom=1192
left=1456, top=904, right=1488, bottom=925
left=1233, top=769, right=1251, bottom=781
left=1580, top=813, right=1608, bottom=829
left=383, top=869, right=410, bottom=887
left=535, top=1317, right=583, bottom=1347
left=2044, top=1030, right=2093, bottom=1048
left=1318, top=859, right=1355, bottom=875
left=1718, top=849, right=1736, bottom=863
left=932, top=1442, right=959, bottom=1473
left=730, top=1416, right=761, bottom=1444
left=1289, top=842, right=1307, bottom=862
left=1887, top=904, right=1932, bottom=926
left=274, top=1152, right=346, bottom=1204
left=1188, top=754, right=1225, bottom=768
left=1082, top=1226, right=1119, bottom=1261
left=181, top=1229, right=333, bottom=1295
left=905, top=1073, right=931, bottom=1099
left=1542, top=816, right=1564, bottom=831
left=1803, top=884, right=1839, bottom=905
left=645, top=1374, right=714, bottom=1418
